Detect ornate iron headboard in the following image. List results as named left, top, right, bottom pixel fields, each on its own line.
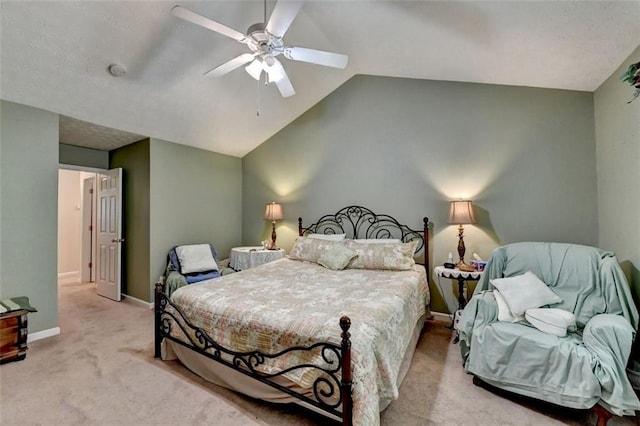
left=298, top=205, right=430, bottom=271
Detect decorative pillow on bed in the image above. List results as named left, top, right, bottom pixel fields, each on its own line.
left=318, top=244, right=358, bottom=271
left=344, top=240, right=418, bottom=270
left=289, top=237, right=343, bottom=263
left=175, top=244, right=219, bottom=274
left=490, top=271, right=562, bottom=316
left=307, top=233, right=346, bottom=241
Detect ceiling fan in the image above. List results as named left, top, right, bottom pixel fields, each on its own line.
left=172, top=1, right=348, bottom=98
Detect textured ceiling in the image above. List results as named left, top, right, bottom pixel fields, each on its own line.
left=1, top=1, right=639, bottom=157
left=60, top=115, right=145, bottom=151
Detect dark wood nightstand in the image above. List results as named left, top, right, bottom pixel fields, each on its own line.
left=0, top=309, right=29, bottom=364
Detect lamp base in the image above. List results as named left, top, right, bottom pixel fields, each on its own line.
left=456, top=260, right=476, bottom=272
left=269, top=222, right=277, bottom=250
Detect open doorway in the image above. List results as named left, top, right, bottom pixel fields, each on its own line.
left=58, top=168, right=102, bottom=286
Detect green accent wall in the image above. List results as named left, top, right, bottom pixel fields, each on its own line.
left=59, top=143, right=109, bottom=169
left=242, top=76, right=598, bottom=313
left=595, top=45, right=640, bottom=303
left=1, top=100, right=59, bottom=333
left=110, top=138, right=243, bottom=303
left=110, top=139, right=151, bottom=301
left=149, top=138, right=243, bottom=297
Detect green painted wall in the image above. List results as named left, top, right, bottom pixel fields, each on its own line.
left=59, top=143, right=109, bottom=169
left=109, top=138, right=243, bottom=303
left=109, top=139, right=151, bottom=301
left=149, top=138, right=243, bottom=298
left=242, top=76, right=598, bottom=313
left=594, top=45, right=640, bottom=303
left=1, top=100, right=59, bottom=333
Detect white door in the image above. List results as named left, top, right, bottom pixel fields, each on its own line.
left=96, top=168, right=123, bottom=301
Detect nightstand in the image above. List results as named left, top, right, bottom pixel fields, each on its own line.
left=0, top=309, right=29, bottom=364
left=434, top=265, right=484, bottom=311
left=229, top=246, right=285, bottom=271
left=434, top=266, right=484, bottom=342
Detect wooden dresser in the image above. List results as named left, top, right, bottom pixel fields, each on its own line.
left=0, top=309, right=29, bottom=364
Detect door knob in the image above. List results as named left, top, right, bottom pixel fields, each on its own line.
left=111, top=238, right=125, bottom=243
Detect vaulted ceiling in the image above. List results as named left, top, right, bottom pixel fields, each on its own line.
left=1, top=1, right=639, bottom=157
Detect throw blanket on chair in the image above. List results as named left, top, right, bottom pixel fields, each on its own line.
left=0, top=296, right=37, bottom=314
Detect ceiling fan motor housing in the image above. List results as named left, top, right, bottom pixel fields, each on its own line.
left=246, top=22, right=283, bottom=56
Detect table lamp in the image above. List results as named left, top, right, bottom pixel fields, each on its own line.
left=448, top=200, right=476, bottom=272
left=264, top=202, right=284, bottom=250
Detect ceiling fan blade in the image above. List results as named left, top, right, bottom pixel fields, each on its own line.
left=284, top=46, right=348, bottom=69
left=172, top=5, right=246, bottom=43
left=275, top=73, right=295, bottom=98
left=265, top=59, right=295, bottom=97
left=204, top=53, right=257, bottom=77
left=265, top=1, right=304, bottom=38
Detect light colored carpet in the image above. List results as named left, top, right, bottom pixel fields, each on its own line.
left=1, top=282, right=637, bottom=425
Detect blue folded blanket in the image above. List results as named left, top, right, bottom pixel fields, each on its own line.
left=185, top=270, right=220, bottom=284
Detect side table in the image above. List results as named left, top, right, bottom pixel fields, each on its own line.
left=434, top=266, right=484, bottom=343
left=229, top=246, right=285, bottom=271
left=434, top=266, right=484, bottom=312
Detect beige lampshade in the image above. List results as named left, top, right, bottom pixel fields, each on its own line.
left=264, top=202, right=284, bottom=221
left=448, top=200, right=476, bottom=225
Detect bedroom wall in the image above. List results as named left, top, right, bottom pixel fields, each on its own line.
left=1, top=100, right=59, bottom=334
left=110, top=138, right=243, bottom=303
left=149, top=138, right=243, bottom=297
left=59, top=143, right=109, bottom=169
left=594, top=45, right=640, bottom=302
left=110, top=139, right=151, bottom=302
left=242, top=75, right=598, bottom=314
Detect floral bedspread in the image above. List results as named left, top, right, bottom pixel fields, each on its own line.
left=167, top=258, right=430, bottom=426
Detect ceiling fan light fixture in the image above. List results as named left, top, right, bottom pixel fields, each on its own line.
left=245, top=59, right=263, bottom=80
left=264, top=55, right=276, bottom=67
left=267, top=70, right=282, bottom=83
left=265, top=62, right=284, bottom=83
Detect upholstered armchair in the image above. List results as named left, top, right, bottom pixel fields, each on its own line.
left=458, top=242, right=640, bottom=424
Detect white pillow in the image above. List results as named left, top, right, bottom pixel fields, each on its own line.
left=493, top=290, right=524, bottom=323
left=352, top=239, right=401, bottom=244
left=176, top=244, right=218, bottom=274
left=308, top=233, right=346, bottom=241
left=525, top=308, right=576, bottom=337
left=490, top=271, right=562, bottom=316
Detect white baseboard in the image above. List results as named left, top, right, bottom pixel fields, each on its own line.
left=123, top=293, right=153, bottom=309
left=58, top=271, right=79, bottom=284
left=28, top=327, right=61, bottom=343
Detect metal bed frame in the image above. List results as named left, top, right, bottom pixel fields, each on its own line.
left=155, top=205, right=429, bottom=425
